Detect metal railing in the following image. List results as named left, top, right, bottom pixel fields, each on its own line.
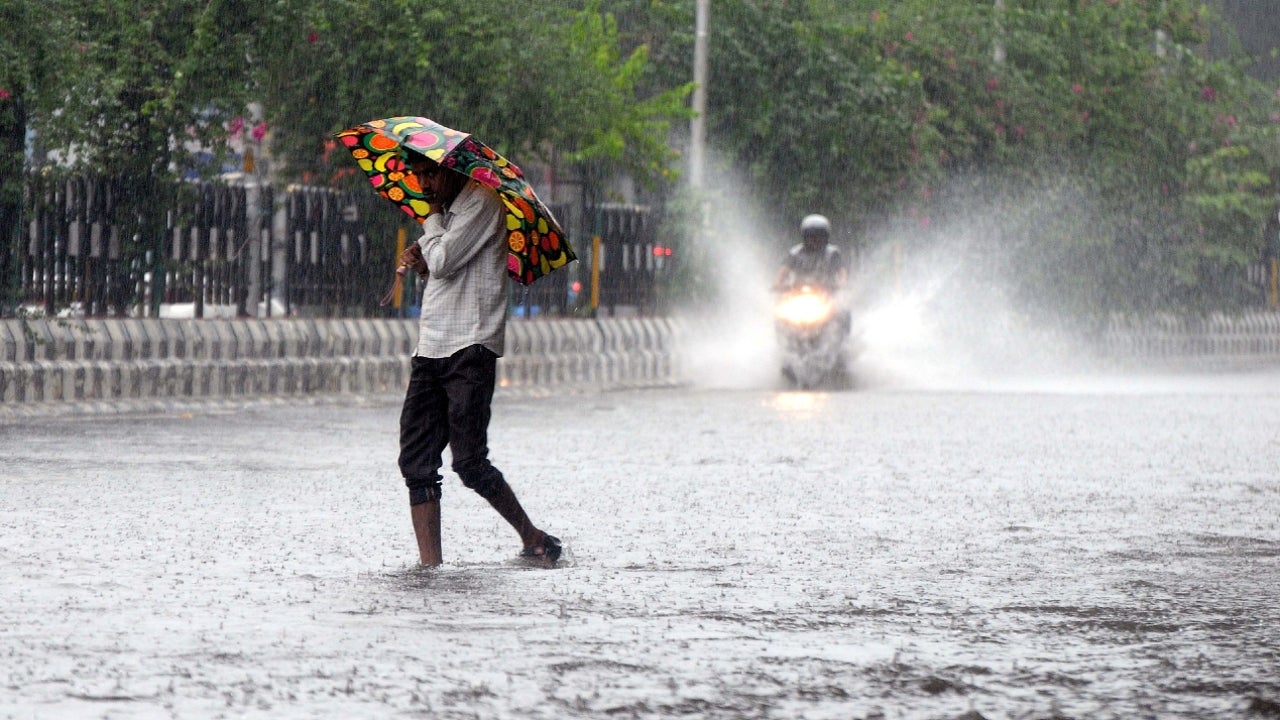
left=2, top=173, right=667, bottom=319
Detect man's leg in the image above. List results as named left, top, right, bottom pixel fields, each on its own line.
left=443, top=346, right=548, bottom=550
left=410, top=499, right=442, bottom=566
left=400, top=356, right=449, bottom=565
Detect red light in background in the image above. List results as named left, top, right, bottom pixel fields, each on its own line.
left=571, top=281, right=582, bottom=292
left=653, top=246, right=674, bottom=257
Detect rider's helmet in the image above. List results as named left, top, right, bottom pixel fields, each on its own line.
left=800, top=214, right=831, bottom=249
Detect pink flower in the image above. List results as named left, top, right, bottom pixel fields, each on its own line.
left=1271, top=112, right=1280, bottom=123
left=307, top=32, right=318, bottom=44
left=227, top=117, right=245, bottom=136
left=1079, top=111, right=1090, bottom=123
left=1201, top=85, right=1217, bottom=102
left=1014, top=126, right=1026, bottom=141
left=0, top=88, right=9, bottom=101
left=1072, top=83, right=1083, bottom=95
left=905, top=31, right=914, bottom=42
left=986, top=78, right=999, bottom=91
left=251, top=122, right=268, bottom=142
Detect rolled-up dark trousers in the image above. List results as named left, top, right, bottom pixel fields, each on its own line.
left=399, top=344, right=505, bottom=505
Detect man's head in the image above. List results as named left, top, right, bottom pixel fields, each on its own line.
left=799, top=214, right=831, bottom=251
left=404, top=149, right=467, bottom=206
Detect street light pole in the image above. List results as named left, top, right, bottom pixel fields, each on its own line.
left=993, top=0, right=1006, bottom=64
left=690, top=0, right=709, bottom=191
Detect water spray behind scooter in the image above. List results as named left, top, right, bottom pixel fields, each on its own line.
left=674, top=162, right=879, bottom=392
left=851, top=230, right=1087, bottom=392
left=674, top=160, right=794, bottom=391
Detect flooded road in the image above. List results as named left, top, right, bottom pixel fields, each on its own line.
left=3, top=376, right=1279, bottom=719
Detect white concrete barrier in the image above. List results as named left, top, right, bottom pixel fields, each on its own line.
left=1098, top=311, right=1280, bottom=367
left=1, top=315, right=683, bottom=413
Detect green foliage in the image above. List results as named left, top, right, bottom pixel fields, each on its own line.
left=34, top=0, right=260, bottom=177
left=559, top=4, right=695, bottom=186
left=697, top=1, right=937, bottom=236
left=0, top=0, right=73, bottom=198
left=6, top=0, right=1278, bottom=315
left=258, top=0, right=691, bottom=192
left=622, top=0, right=1278, bottom=313
left=1180, top=144, right=1272, bottom=304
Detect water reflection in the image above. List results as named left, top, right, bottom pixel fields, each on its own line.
left=764, top=391, right=830, bottom=417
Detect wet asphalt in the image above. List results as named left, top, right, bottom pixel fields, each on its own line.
left=2, top=376, right=1279, bottom=719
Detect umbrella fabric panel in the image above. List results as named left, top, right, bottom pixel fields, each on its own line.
left=335, top=116, right=575, bottom=285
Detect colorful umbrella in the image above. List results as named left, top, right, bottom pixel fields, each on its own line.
left=334, top=116, right=575, bottom=285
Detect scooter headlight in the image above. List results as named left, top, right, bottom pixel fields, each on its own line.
left=774, top=290, right=833, bottom=326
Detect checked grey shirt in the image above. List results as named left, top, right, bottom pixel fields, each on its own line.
left=413, top=181, right=509, bottom=359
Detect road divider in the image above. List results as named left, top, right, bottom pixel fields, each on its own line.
left=1099, top=312, right=1280, bottom=368
left=0, top=317, right=684, bottom=412
left=6, top=311, right=1275, bottom=415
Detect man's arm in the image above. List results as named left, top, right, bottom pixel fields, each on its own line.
left=421, top=185, right=504, bottom=280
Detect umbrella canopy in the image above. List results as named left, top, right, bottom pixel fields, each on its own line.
left=335, top=116, right=575, bottom=285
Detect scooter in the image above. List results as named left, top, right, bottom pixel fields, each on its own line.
left=773, top=285, right=853, bottom=390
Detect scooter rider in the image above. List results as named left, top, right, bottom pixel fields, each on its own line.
left=772, top=214, right=848, bottom=292
left=772, top=214, right=852, bottom=341
left=771, top=214, right=854, bottom=387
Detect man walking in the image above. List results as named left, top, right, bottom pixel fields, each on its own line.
left=396, top=149, right=561, bottom=567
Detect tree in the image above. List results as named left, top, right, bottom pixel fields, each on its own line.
left=697, top=2, right=936, bottom=237
left=257, top=1, right=690, bottom=192
left=17, top=0, right=264, bottom=313
left=0, top=0, right=80, bottom=309
left=618, top=0, right=1276, bottom=313
left=7, top=0, right=1274, bottom=317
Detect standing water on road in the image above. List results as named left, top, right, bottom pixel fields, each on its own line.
left=3, top=375, right=1278, bottom=719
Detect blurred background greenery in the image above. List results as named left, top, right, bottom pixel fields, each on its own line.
left=3, top=0, right=1279, bottom=316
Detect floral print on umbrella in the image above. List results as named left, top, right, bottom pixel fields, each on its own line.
left=335, top=116, right=575, bottom=285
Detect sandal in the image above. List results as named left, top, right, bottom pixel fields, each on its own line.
left=521, top=533, right=562, bottom=564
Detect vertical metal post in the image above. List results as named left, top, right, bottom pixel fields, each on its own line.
left=244, top=146, right=263, bottom=317
left=2, top=178, right=19, bottom=316
left=590, top=235, right=601, bottom=313
left=1270, top=258, right=1278, bottom=309
left=689, top=0, right=712, bottom=296
left=1155, top=1, right=1169, bottom=59
left=394, top=226, right=406, bottom=313
left=271, top=194, right=288, bottom=317
left=2, top=95, right=26, bottom=315
left=690, top=0, right=710, bottom=191
left=993, top=0, right=1006, bottom=64
left=149, top=193, right=166, bottom=319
